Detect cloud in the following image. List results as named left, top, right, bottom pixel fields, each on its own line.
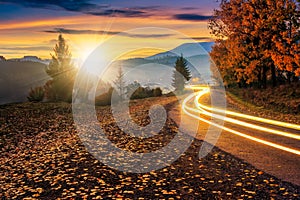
left=43, top=28, right=120, bottom=35
left=0, top=46, right=50, bottom=51
left=121, top=33, right=174, bottom=38
left=87, top=9, right=149, bottom=17
left=43, top=28, right=174, bottom=38
left=0, top=0, right=156, bottom=18
left=179, top=36, right=214, bottom=41
left=181, top=7, right=199, bottom=10
left=0, top=0, right=108, bottom=12
left=174, top=14, right=213, bottom=21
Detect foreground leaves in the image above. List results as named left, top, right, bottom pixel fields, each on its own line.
left=0, top=99, right=299, bottom=199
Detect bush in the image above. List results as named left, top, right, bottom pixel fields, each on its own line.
left=95, top=86, right=164, bottom=105
left=95, top=88, right=113, bottom=106
left=131, top=87, right=148, bottom=99
left=27, top=86, right=45, bottom=102
left=153, top=87, right=162, bottom=97
left=131, top=87, right=163, bottom=99
left=44, top=78, right=73, bottom=103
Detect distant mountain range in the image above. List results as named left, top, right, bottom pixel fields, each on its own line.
left=0, top=56, right=51, bottom=65
left=0, top=61, right=49, bottom=105
left=103, top=42, right=215, bottom=91
left=0, top=42, right=215, bottom=104
left=146, top=42, right=214, bottom=60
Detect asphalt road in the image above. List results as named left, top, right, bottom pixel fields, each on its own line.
left=171, top=87, right=300, bottom=186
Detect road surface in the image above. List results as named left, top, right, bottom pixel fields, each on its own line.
left=174, top=86, right=300, bottom=185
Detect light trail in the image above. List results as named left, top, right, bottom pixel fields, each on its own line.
left=188, top=85, right=300, bottom=131
left=193, top=92, right=300, bottom=140
left=182, top=85, right=300, bottom=156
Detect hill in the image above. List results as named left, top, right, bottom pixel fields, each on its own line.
left=105, top=42, right=214, bottom=88
left=0, top=61, right=50, bottom=104
left=146, top=42, right=214, bottom=60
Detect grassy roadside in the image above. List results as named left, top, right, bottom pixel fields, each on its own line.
left=226, top=88, right=300, bottom=124
left=227, top=83, right=300, bottom=114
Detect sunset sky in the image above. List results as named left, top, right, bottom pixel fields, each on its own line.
left=0, top=0, right=219, bottom=62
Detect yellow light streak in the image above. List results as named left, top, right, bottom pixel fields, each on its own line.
left=182, top=86, right=300, bottom=156
left=193, top=93, right=300, bottom=140
left=188, top=85, right=300, bottom=131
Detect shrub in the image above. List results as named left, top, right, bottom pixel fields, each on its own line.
left=131, top=87, right=148, bottom=99
left=153, top=87, right=162, bottom=97
left=27, top=86, right=45, bottom=102
left=131, top=87, right=163, bottom=99
left=95, top=88, right=113, bottom=106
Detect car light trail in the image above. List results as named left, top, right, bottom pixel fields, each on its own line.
left=182, top=86, right=300, bottom=156
left=188, top=86, right=300, bottom=131
left=193, top=93, right=300, bottom=140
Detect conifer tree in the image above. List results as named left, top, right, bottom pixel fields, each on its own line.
left=113, top=66, right=126, bottom=101
left=172, top=55, right=191, bottom=93
left=45, top=34, right=77, bottom=102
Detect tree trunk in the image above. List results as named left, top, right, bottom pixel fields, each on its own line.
left=262, top=66, right=267, bottom=89
left=257, top=69, right=262, bottom=89
left=287, top=72, right=292, bottom=84
left=271, top=64, right=277, bottom=87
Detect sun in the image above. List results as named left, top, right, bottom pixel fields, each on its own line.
left=78, top=47, right=95, bottom=64
left=75, top=44, right=107, bottom=75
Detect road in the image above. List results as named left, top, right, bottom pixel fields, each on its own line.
left=177, top=85, right=300, bottom=185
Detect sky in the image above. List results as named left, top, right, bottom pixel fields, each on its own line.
left=0, top=0, right=220, bottom=62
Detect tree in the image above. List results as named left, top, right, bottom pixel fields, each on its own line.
left=45, top=34, right=77, bottom=102
left=113, top=66, right=126, bottom=101
left=172, top=55, right=191, bottom=93
left=209, top=0, right=299, bottom=88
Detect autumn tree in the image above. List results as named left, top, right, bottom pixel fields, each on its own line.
left=210, top=39, right=237, bottom=87
left=172, top=55, right=191, bottom=93
left=269, top=0, right=300, bottom=83
left=209, top=0, right=299, bottom=88
left=45, top=34, right=77, bottom=102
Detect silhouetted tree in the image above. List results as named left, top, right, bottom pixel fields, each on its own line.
left=45, top=34, right=77, bottom=102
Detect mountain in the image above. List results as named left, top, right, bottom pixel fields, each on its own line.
left=0, top=61, right=50, bottom=104
left=146, top=42, right=214, bottom=60
left=0, top=42, right=215, bottom=104
left=8, top=56, right=50, bottom=65
left=102, top=42, right=214, bottom=90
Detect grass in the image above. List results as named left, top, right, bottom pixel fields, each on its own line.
left=227, top=82, right=300, bottom=115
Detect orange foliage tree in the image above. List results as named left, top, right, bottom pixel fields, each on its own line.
left=209, top=0, right=299, bottom=88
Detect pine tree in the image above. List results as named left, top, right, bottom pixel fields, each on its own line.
left=113, top=66, right=126, bottom=101
left=45, top=34, right=77, bottom=102
left=172, top=55, right=191, bottom=93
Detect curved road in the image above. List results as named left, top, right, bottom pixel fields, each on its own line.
left=180, top=85, right=300, bottom=185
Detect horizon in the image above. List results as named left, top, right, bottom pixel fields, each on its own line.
left=0, top=41, right=215, bottom=62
